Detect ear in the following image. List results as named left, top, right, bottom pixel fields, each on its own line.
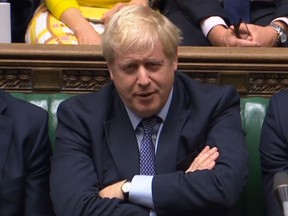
left=173, top=50, right=178, bottom=71
left=108, top=65, right=114, bottom=80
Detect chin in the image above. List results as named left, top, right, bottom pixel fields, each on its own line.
left=136, top=107, right=161, bottom=118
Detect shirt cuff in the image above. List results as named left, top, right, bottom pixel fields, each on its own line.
left=272, top=17, right=288, bottom=26
left=129, top=175, right=154, bottom=209
left=201, top=16, right=228, bottom=37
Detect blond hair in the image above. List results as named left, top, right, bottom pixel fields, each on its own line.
left=102, top=5, right=182, bottom=64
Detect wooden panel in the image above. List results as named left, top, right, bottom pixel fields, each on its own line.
left=1, top=43, right=288, bottom=96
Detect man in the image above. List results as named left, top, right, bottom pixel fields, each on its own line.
left=159, top=0, right=288, bottom=47
left=259, top=89, right=288, bottom=216
left=0, top=90, right=54, bottom=215
left=50, top=5, right=249, bottom=216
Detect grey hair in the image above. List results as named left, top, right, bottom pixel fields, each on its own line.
left=101, top=5, right=182, bottom=64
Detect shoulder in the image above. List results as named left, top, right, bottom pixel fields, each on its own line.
left=0, top=90, right=48, bottom=119
left=58, top=82, right=117, bottom=113
left=174, top=72, right=240, bottom=118
left=270, top=89, right=288, bottom=104
left=268, top=89, right=288, bottom=114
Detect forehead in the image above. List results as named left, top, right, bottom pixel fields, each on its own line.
left=114, top=42, right=165, bottom=62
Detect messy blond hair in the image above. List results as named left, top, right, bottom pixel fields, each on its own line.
left=102, top=5, right=182, bottom=64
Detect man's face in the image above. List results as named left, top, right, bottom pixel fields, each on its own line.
left=108, top=42, right=177, bottom=118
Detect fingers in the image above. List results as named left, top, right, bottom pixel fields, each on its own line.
left=101, top=3, right=126, bottom=23
left=185, top=146, right=219, bottom=173
left=99, top=180, right=126, bottom=199
left=225, top=36, right=260, bottom=47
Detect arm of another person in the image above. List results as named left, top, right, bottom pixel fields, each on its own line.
left=60, top=8, right=102, bottom=44
left=45, top=0, right=102, bottom=44
left=176, top=0, right=259, bottom=46
left=259, top=93, right=288, bottom=216
left=46, top=0, right=149, bottom=44
left=207, top=22, right=260, bottom=46
left=234, top=19, right=287, bottom=47
left=230, top=0, right=288, bottom=47
left=101, top=0, right=148, bottom=23
left=25, top=111, right=54, bottom=215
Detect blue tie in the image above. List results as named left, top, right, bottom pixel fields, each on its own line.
left=224, top=0, right=250, bottom=24
left=140, top=117, right=158, bottom=175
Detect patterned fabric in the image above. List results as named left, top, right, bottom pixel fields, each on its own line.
left=139, top=116, right=158, bottom=176
left=25, top=3, right=105, bottom=44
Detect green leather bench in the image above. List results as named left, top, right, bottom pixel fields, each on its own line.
left=11, top=93, right=270, bottom=216
left=239, top=97, right=269, bottom=216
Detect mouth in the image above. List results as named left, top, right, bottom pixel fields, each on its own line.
left=136, top=91, right=155, bottom=99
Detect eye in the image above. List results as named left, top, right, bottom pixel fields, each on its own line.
left=121, top=63, right=137, bottom=73
left=145, top=62, right=162, bottom=71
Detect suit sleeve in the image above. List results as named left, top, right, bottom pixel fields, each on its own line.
left=152, top=87, right=249, bottom=215
left=259, top=94, right=288, bottom=216
left=274, top=0, right=288, bottom=18
left=176, top=0, right=229, bottom=25
left=50, top=100, right=149, bottom=216
left=25, top=111, right=55, bottom=216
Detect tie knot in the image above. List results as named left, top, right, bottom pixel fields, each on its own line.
left=141, top=116, right=158, bottom=134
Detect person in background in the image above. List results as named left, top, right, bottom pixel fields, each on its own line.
left=0, top=89, right=54, bottom=215
left=10, top=0, right=40, bottom=42
left=159, top=0, right=288, bottom=47
left=50, top=5, right=248, bottom=216
left=259, top=89, right=288, bottom=216
left=25, top=0, right=156, bottom=44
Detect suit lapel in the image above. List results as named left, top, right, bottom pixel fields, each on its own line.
left=156, top=110, right=190, bottom=174
left=0, top=96, right=13, bottom=181
left=156, top=78, right=191, bottom=174
left=105, top=109, right=190, bottom=176
left=104, top=106, right=140, bottom=178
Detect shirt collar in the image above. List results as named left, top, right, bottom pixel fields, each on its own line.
left=126, top=87, right=173, bottom=130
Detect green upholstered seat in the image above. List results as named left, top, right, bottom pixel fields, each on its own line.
left=11, top=93, right=75, bottom=149
left=239, top=97, right=270, bottom=216
left=10, top=93, right=270, bottom=216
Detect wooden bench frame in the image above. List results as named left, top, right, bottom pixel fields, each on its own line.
left=1, top=44, right=288, bottom=96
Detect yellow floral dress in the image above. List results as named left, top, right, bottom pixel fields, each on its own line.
left=25, top=0, right=130, bottom=44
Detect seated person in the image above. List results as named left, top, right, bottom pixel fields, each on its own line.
left=50, top=5, right=249, bottom=216
left=25, top=0, right=154, bottom=44
left=259, top=89, right=288, bottom=216
left=159, top=0, right=288, bottom=47
left=0, top=90, right=54, bottom=215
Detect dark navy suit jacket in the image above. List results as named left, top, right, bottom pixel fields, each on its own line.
left=51, top=72, right=249, bottom=216
left=160, top=0, right=288, bottom=45
left=260, top=89, right=288, bottom=216
left=0, top=90, right=54, bottom=215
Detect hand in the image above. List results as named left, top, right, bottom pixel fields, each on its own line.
left=99, top=180, right=126, bottom=199
left=185, top=146, right=219, bottom=173
left=208, top=24, right=259, bottom=47
left=74, top=25, right=102, bottom=45
left=60, top=8, right=102, bottom=44
left=101, top=0, right=148, bottom=23
left=235, top=23, right=278, bottom=47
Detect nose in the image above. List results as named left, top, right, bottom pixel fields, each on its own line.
left=137, top=66, right=150, bottom=86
